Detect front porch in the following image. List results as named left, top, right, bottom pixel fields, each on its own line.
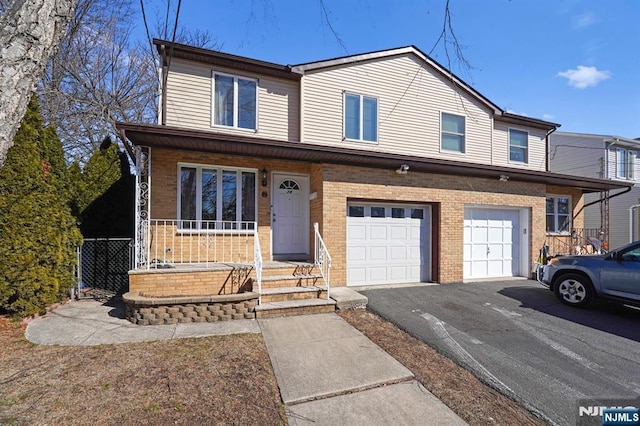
left=127, top=218, right=336, bottom=320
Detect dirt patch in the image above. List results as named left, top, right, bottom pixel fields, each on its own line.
left=339, top=309, right=546, bottom=426
left=0, top=316, right=285, bottom=425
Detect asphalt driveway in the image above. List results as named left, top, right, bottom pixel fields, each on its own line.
left=359, top=280, right=640, bottom=426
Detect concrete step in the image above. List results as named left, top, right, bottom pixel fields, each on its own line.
left=259, top=262, right=318, bottom=278
left=255, top=298, right=336, bottom=319
left=260, top=286, right=328, bottom=303
left=254, top=274, right=323, bottom=289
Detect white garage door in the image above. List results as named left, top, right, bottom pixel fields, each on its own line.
left=463, top=207, right=521, bottom=279
left=347, top=204, right=431, bottom=286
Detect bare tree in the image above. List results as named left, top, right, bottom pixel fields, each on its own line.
left=38, top=0, right=158, bottom=162
left=0, top=0, right=78, bottom=169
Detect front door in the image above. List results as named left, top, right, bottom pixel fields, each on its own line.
left=272, top=173, right=309, bottom=256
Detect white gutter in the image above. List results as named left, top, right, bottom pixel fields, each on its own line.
left=630, top=204, right=640, bottom=243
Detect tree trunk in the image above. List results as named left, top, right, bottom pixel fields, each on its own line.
left=0, top=0, right=77, bottom=169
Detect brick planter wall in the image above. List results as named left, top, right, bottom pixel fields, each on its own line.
left=123, top=292, right=258, bottom=325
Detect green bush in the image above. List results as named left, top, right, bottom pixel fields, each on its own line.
left=0, top=97, right=82, bottom=317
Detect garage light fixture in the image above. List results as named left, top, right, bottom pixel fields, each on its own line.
left=396, top=164, right=409, bottom=175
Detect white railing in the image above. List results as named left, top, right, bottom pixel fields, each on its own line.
left=313, top=222, right=332, bottom=300
left=142, top=219, right=258, bottom=269
left=253, top=227, right=263, bottom=304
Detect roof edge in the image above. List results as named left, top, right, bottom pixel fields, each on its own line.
left=153, top=39, right=301, bottom=81
left=116, top=123, right=630, bottom=193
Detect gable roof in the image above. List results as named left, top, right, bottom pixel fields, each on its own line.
left=153, top=39, right=559, bottom=132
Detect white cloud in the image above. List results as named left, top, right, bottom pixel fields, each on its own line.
left=557, top=65, right=611, bottom=89
left=542, top=114, right=555, bottom=121
left=573, top=12, right=596, bottom=29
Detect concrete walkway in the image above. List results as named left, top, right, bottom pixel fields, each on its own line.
left=26, top=299, right=466, bottom=425
left=259, top=313, right=466, bottom=425
left=25, top=299, right=259, bottom=346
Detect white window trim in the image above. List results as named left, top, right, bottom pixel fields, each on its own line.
left=211, top=71, right=258, bottom=131
left=343, top=92, right=379, bottom=144
left=440, top=111, right=466, bottom=154
left=546, top=195, right=572, bottom=235
left=177, top=162, right=258, bottom=233
left=508, top=128, right=529, bottom=164
left=614, top=148, right=637, bottom=181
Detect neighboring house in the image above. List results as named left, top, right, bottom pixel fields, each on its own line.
left=549, top=132, right=640, bottom=250
left=116, top=40, right=629, bottom=314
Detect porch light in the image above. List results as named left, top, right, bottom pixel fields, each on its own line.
left=499, top=175, right=509, bottom=182
left=261, top=167, right=268, bottom=187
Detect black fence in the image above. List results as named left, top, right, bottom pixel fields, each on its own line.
left=78, top=238, right=133, bottom=299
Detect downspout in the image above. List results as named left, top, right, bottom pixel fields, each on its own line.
left=630, top=204, right=640, bottom=243
left=160, top=44, right=168, bottom=126
left=545, top=126, right=559, bottom=172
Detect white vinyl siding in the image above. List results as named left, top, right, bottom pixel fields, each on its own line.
left=301, top=54, right=494, bottom=165
left=164, top=58, right=299, bottom=141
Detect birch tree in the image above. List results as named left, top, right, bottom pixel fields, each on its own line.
left=0, top=0, right=77, bottom=169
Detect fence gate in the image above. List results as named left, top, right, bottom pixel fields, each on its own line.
left=77, top=238, right=133, bottom=299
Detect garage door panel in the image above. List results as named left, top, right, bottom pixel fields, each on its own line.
left=370, top=246, right=387, bottom=260
left=348, top=246, right=366, bottom=261
left=472, top=227, right=488, bottom=243
left=370, top=225, right=388, bottom=239
left=349, top=224, right=366, bottom=239
left=390, top=226, right=408, bottom=239
left=389, top=246, right=407, bottom=260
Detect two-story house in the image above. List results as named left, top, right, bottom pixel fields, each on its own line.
left=116, top=40, right=629, bottom=320
left=549, top=132, right=640, bottom=250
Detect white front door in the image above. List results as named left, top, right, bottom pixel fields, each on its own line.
left=272, top=173, right=309, bottom=256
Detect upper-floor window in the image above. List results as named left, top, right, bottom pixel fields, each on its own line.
left=212, top=73, right=257, bottom=130
left=344, top=93, right=377, bottom=142
left=616, top=148, right=637, bottom=180
left=179, top=164, right=256, bottom=230
left=546, top=195, right=571, bottom=234
left=509, top=129, right=528, bottom=163
left=441, top=112, right=465, bottom=153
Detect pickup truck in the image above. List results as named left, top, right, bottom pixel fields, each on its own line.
left=538, top=240, right=640, bottom=308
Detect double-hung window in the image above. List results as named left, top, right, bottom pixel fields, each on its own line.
left=212, top=73, right=257, bottom=130
left=441, top=112, right=465, bottom=153
left=179, top=165, right=256, bottom=230
left=344, top=93, right=377, bottom=142
left=509, top=129, right=528, bottom=163
left=546, top=196, right=571, bottom=234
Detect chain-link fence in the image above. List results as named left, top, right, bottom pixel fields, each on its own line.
left=77, top=238, right=133, bottom=299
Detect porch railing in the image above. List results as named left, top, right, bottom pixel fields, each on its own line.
left=142, top=219, right=258, bottom=269
left=313, top=222, right=332, bottom=300
left=253, top=227, right=263, bottom=304
left=544, top=228, right=608, bottom=257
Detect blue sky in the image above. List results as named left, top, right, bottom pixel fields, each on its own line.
left=139, top=0, right=640, bottom=137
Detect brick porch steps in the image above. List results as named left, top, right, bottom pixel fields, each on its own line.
left=256, top=273, right=323, bottom=289
left=260, top=286, right=328, bottom=303
left=255, top=298, right=336, bottom=319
